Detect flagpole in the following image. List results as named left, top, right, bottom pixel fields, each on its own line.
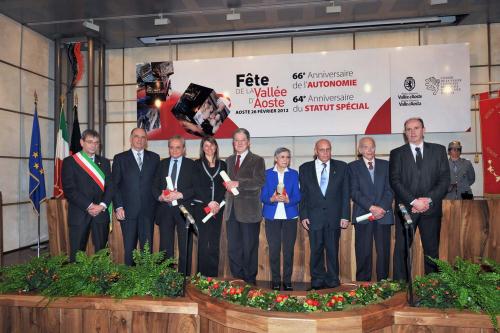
left=35, top=91, right=41, bottom=258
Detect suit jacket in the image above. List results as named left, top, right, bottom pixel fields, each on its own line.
left=348, top=158, right=394, bottom=225
left=223, top=151, right=266, bottom=223
left=193, top=159, right=227, bottom=206
left=62, top=154, right=113, bottom=225
left=261, top=167, right=301, bottom=220
left=389, top=142, right=450, bottom=216
left=112, top=149, right=160, bottom=220
left=299, top=159, right=350, bottom=230
left=445, top=157, right=475, bottom=199
left=152, top=157, right=196, bottom=218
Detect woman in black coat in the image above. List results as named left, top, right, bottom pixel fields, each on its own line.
left=193, top=136, right=227, bottom=277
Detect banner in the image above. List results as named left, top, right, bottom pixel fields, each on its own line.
left=137, top=43, right=470, bottom=139
left=479, top=92, right=500, bottom=196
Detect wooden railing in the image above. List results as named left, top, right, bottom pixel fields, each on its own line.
left=46, top=199, right=500, bottom=282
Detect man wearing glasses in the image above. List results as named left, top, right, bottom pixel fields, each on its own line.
left=62, top=129, right=113, bottom=262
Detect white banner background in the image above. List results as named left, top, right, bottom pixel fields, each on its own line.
left=168, top=43, right=470, bottom=137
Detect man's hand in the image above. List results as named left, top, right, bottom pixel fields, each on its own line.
left=166, top=190, right=183, bottom=202
left=87, top=203, right=104, bottom=217
left=369, top=205, right=386, bottom=220
left=340, top=219, right=350, bottom=229
left=225, top=181, right=239, bottom=192
left=115, top=207, right=125, bottom=220
left=411, top=198, right=429, bottom=213
left=301, top=218, right=310, bottom=231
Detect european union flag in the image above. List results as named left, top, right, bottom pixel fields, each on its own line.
left=29, top=107, right=47, bottom=215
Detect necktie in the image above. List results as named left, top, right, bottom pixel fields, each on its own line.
left=368, top=161, right=374, bottom=183
left=415, top=147, right=423, bottom=170
left=453, top=161, right=458, bottom=173
left=137, top=152, right=143, bottom=170
left=171, top=159, right=178, bottom=188
left=320, top=163, right=328, bottom=196
left=234, top=155, right=241, bottom=175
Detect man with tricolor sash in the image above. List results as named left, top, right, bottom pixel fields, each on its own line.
left=62, top=129, right=113, bottom=262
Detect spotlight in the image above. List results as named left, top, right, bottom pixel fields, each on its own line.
left=430, top=0, right=448, bottom=4
left=82, top=19, right=100, bottom=32
left=326, top=1, right=341, bottom=14
left=154, top=14, right=170, bottom=26
left=226, top=8, right=241, bottom=21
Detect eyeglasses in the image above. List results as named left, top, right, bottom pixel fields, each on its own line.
left=448, top=148, right=461, bottom=152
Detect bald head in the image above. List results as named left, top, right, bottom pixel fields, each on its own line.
left=314, top=139, right=332, bottom=163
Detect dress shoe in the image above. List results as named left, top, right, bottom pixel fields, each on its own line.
left=307, top=284, right=324, bottom=291
left=271, top=282, right=281, bottom=291
left=325, top=281, right=340, bottom=289
left=283, top=283, right=293, bottom=291
left=245, top=280, right=256, bottom=286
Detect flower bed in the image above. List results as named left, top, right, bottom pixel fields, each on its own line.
left=191, top=273, right=404, bottom=312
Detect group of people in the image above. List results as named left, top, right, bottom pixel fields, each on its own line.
left=61, top=116, right=475, bottom=291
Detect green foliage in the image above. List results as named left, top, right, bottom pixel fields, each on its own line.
left=0, top=254, right=67, bottom=294
left=191, top=274, right=404, bottom=313
left=42, top=249, right=120, bottom=297
left=0, top=245, right=184, bottom=300
left=414, top=257, right=500, bottom=329
left=108, top=243, right=184, bottom=298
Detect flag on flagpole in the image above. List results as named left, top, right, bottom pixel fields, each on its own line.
left=29, top=94, right=47, bottom=215
left=70, top=97, right=82, bottom=155
left=53, top=102, right=69, bottom=198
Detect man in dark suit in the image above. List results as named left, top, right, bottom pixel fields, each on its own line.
left=112, top=128, right=160, bottom=265
left=62, top=129, right=113, bottom=262
left=224, top=128, right=266, bottom=285
left=390, top=117, right=450, bottom=280
left=348, top=137, right=394, bottom=281
left=299, top=139, right=350, bottom=289
left=152, top=135, right=195, bottom=274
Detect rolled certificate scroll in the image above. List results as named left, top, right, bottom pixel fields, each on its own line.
left=355, top=212, right=374, bottom=223
left=202, top=200, right=226, bottom=223
left=219, top=170, right=239, bottom=196
left=165, top=176, right=178, bottom=206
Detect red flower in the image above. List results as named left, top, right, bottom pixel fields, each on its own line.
left=207, top=277, right=212, bottom=282
left=276, top=294, right=288, bottom=303
left=212, top=283, right=219, bottom=289
left=349, top=291, right=356, bottom=297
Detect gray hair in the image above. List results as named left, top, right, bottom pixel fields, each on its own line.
left=274, top=147, right=291, bottom=158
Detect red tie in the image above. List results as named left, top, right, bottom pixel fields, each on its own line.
left=234, top=155, right=241, bottom=175
left=368, top=161, right=373, bottom=170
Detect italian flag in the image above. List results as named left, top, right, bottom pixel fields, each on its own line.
left=53, top=108, right=69, bottom=198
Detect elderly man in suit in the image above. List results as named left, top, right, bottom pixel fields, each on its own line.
left=62, top=129, right=113, bottom=262
left=390, top=117, right=450, bottom=280
left=348, top=137, right=394, bottom=281
left=445, top=140, right=475, bottom=200
left=152, top=135, right=196, bottom=274
left=224, top=128, right=266, bottom=285
left=299, top=139, right=350, bottom=290
left=112, top=128, right=160, bottom=265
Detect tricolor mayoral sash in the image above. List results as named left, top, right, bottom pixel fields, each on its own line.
left=72, top=151, right=113, bottom=229
left=72, top=151, right=105, bottom=191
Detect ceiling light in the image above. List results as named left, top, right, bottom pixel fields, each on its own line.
left=326, top=1, right=342, bottom=14
left=82, top=19, right=100, bottom=32
left=226, top=8, right=241, bottom=21
left=154, top=14, right=170, bottom=26
left=140, top=16, right=457, bottom=45
left=430, top=0, right=448, bottom=4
